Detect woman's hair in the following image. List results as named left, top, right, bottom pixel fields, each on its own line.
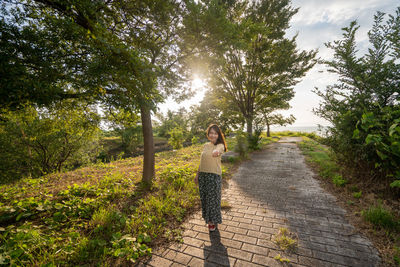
left=206, top=124, right=228, bottom=152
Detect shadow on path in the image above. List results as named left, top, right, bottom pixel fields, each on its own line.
left=203, top=228, right=230, bottom=266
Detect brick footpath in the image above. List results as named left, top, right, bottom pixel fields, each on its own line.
left=139, top=137, right=381, bottom=267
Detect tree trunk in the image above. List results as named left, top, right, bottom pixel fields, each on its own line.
left=267, top=122, right=270, bottom=137
left=246, top=117, right=253, bottom=137
left=140, top=104, right=155, bottom=184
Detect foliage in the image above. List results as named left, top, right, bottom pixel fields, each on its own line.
left=234, top=131, right=248, bottom=158
left=313, top=8, right=400, bottom=192
left=191, top=135, right=199, bottom=145
left=332, top=174, right=348, bottom=187
left=247, top=126, right=263, bottom=150
left=361, top=201, right=399, bottom=231
left=352, top=106, right=400, bottom=188
left=0, top=101, right=101, bottom=183
left=188, top=92, right=236, bottom=138
left=155, top=108, right=189, bottom=139
left=353, top=191, right=362, bottom=198
left=168, top=127, right=185, bottom=149
left=204, top=0, right=317, bottom=135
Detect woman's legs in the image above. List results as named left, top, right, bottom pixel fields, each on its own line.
left=198, top=172, right=222, bottom=225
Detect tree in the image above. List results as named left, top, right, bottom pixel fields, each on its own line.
left=206, top=0, right=317, bottom=136
left=313, top=8, right=400, bottom=188
left=256, top=90, right=296, bottom=136
left=0, top=100, right=101, bottom=183
left=1, top=0, right=199, bottom=183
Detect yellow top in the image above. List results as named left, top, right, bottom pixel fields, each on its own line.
left=198, top=142, right=225, bottom=175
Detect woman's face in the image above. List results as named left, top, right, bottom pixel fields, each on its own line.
left=208, top=128, right=219, bottom=144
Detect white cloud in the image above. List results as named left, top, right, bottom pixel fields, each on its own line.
left=290, top=0, right=391, bottom=26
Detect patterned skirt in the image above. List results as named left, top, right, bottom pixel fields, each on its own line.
left=198, top=172, right=222, bottom=224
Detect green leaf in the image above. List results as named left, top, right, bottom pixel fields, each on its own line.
left=352, top=128, right=360, bottom=139
left=389, top=123, right=399, bottom=137
left=390, top=180, right=400, bottom=188
left=376, top=150, right=387, bottom=160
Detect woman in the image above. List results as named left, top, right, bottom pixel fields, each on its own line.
left=194, top=124, right=227, bottom=231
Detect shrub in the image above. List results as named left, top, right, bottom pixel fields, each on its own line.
left=361, top=201, right=399, bottom=230
left=332, top=174, right=347, bottom=187
left=234, top=131, right=248, bottom=158
left=247, top=127, right=263, bottom=150
left=191, top=135, right=199, bottom=145
left=168, top=127, right=184, bottom=149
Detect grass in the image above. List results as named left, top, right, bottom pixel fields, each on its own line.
left=0, top=144, right=202, bottom=266
left=361, top=201, right=399, bottom=231
left=298, top=137, right=341, bottom=182
left=274, top=227, right=298, bottom=253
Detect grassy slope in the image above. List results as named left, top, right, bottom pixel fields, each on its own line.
left=0, top=143, right=203, bottom=266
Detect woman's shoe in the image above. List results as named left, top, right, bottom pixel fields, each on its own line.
left=208, top=224, right=216, bottom=231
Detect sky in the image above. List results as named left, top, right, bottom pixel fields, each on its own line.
left=158, top=0, right=399, bottom=128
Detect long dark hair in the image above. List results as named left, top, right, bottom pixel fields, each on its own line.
left=206, top=124, right=227, bottom=152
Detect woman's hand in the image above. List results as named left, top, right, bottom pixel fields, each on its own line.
left=212, top=149, right=221, bottom=157
left=194, top=172, right=199, bottom=185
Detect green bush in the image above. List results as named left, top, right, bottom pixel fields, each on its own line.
left=313, top=9, right=400, bottom=193
left=247, top=127, right=263, bottom=150
left=0, top=101, right=101, bottom=183
left=353, top=191, right=362, bottom=198
left=168, top=127, right=184, bottom=149
left=191, top=135, right=199, bottom=145
left=332, top=174, right=347, bottom=187
left=234, top=131, right=248, bottom=158
left=361, top=201, right=399, bottom=230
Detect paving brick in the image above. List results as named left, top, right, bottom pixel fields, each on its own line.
left=247, top=230, right=271, bottom=240
left=232, top=216, right=253, bottom=224
left=192, top=224, right=209, bottom=234
left=234, top=259, right=263, bottom=267
left=187, top=257, right=204, bottom=267
left=195, top=232, right=211, bottom=242
left=182, top=229, right=199, bottom=237
left=222, top=220, right=240, bottom=227
left=218, top=230, right=234, bottom=239
left=183, top=245, right=207, bottom=259
left=226, top=247, right=253, bottom=261
left=146, top=255, right=173, bottom=267
left=243, top=213, right=262, bottom=221
left=238, top=222, right=261, bottom=231
left=225, top=225, right=247, bottom=235
left=164, top=250, right=192, bottom=265
left=219, top=237, right=243, bottom=249
left=232, top=233, right=257, bottom=244
left=170, top=242, right=187, bottom=252
left=182, top=236, right=204, bottom=247
left=241, top=243, right=269, bottom=256
left=170, top=263, right=186, bottom=267
left=259, top=226, right=276, bottom=234
left=252, top=254, right=285, bottom=267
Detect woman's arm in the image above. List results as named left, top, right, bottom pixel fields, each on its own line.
left=212, top=144, right=225, bottom=157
